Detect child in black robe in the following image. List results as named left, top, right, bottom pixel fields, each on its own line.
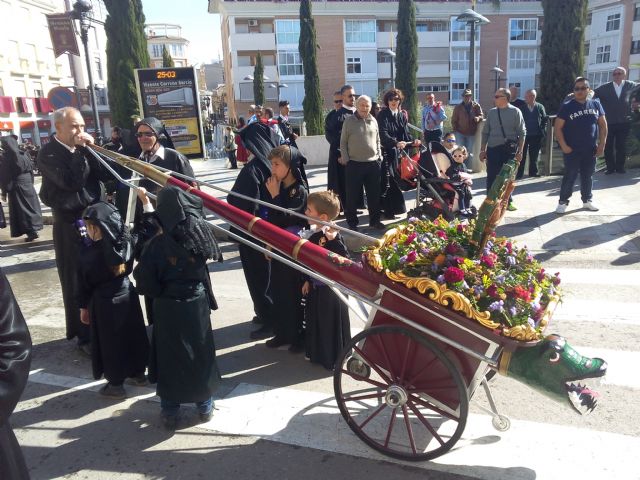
left=301, top=191, right=351, bottom=370
left=77, top=202, right=149, bottom=400
left=263, top=145, right=309, bottom=351
left=446, top=146, right=474, bottom=216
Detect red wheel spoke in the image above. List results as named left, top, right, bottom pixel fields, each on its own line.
left=408, top=394, right=460, bottom=422
left=343, top=391, right=386, bottom=403
left=353, top=345, right=393, bottom=385
left=398, top=334, right=415, bottom=385
left=401, top=404, right=418, bottom=454
left=407, top=402, right=446, bottom=447
left=338, top=368, right=388, bottom=389
left=358, top=403, right=387, bottom=430
left=383, top=408, right=397, bottom=448
left=371, top=331, right=397, bottom=382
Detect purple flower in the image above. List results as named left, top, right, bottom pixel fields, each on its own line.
left=509, top=306, right=517, bottom=316
left=473, top=285, right=484, bottom=295
left=399, top=255, right=407, bottom=264
left=495, top=275, right=505, bottom=284
left=420, top=247, right=430, bottom=255
left=431, top=263, right=439, bottom=272
left=489, top=300, right=504, bottom=311
left=437, top=275, right=445, bottom=284
left=527, top=317, right=536, bottom=328
left=408, top=216, right=419, bottom=223
left=505, top=256, right=516, bottom=267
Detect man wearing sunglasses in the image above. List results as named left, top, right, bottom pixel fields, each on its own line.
left=594, top=66, right=637, bottom=174
left=555, top=77, right=607, bottom=214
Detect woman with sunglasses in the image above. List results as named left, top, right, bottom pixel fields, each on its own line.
left=376, top=88, right=421, bottom=219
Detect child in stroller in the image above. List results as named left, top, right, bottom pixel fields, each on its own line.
left=447, top=146, right=474, bottom=216
left=406, top=141, right=476, bottom=220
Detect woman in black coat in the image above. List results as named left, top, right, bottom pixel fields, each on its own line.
left=0, top=136, right=43, bottom=241
left=376, top=89, right=421, bottom=219
left=0, top=267, right=32, bottom=480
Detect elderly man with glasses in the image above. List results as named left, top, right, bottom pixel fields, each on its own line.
left=479, top=88, right=526, bottom=211
left=554, top=77, right=607, bottom=214
left=594, top=66, right=637, bottom=174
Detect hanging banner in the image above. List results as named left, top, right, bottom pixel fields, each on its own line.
left=134, top=67, right=205, bottom=159
left=46, top=14, right=80, bottom=57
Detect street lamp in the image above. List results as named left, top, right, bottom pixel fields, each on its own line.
left=491, top=65, right=504, bottom=93
left=384, top=49, right=396, bottom=89
left=269, top=82, right=288, bottom=102
left=70, top=0, right=102, bottom=143
left=456, top=8, right=490, bottom=99
left=243, top=75, right=270, bottom=81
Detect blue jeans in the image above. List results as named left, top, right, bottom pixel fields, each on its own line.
left=559, top=150, right=596, bottom=204
left=161, top=397, right=213, bottom=417
left=456, top=133, right=475, bottom=169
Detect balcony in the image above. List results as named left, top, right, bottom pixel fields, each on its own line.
left=231, top=32, right=275, bottom=51
left=417, top=31, right=449, bottom=48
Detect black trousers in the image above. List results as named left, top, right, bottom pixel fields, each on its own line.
left=227, top=150, right=237, bottom=169
left=52, top=219, right=90, bottom=343
left=517, top=134, right=543, bottom=178
left=345, top=160, right=381, bottom=227
left=604, top=123, right=630, bottom=173
left=238, top=242, right=272, bottom=327
left=486, top=145, right=514, bottom=203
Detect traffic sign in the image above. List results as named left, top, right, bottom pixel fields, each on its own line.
left=47, top=87, right=78, bottom=110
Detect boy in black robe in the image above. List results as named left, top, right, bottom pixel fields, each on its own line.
left=134, top=186, right=222, bottom=431
left=301, top=191, right=351, bottom=370
left=263, top=145, right=309, bottom=351
left=78, top=202, right=150, bottom=399
left=228, top=122, right=282, bottom=339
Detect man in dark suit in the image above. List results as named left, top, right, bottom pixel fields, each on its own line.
left=594, top=66, right=637, bottom=174
left=516, top=89, right=548, bottom=179
left=38, top=107, right=109, bottom=353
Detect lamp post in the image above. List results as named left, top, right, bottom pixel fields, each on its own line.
left=384, top=49, right=396, bottom=89
left=456, top=8, right=490, bottom=99
left=71, top=0, right=102, bottom=144
left=269, top=82, right=289, bottom=102
left=491, top=65, right=504, bottom=93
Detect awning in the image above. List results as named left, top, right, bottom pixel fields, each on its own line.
left=0, top=96, right=16, bottom=113
left=16, top=97, right=37, bottom=114
left=36, top=97, right=53, bottom=113
left=20, top=121, right=35, bottom=129
left=0, top=120, right=14, bottom=130
left=37, top=120, right=51, bottom=129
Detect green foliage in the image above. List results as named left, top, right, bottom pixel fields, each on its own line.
left=162, top=45, right=175, bottom=68
left=104, top=0, right=149, bottom=128
left=253, top=52, right=265, bottom=106
left=395, top=0, right=419, bottom=125
left=539, top=0, right=588, bottom=114
left=299, top=0, right=324, bottom=135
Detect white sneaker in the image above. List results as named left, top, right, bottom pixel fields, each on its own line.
left=555, top=203, right=568, bottom=214
left=583, top=201, right=599, bottom=211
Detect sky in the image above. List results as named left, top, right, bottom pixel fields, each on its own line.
left=141, top=0, right=223, bottom=64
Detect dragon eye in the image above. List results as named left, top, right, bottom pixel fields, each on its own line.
left=550, top=352, right=560, bottom=363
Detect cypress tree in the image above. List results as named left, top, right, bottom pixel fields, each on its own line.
left=539, top=0, right=588, bottom=114
left=104, top=0, right=150, bottom=128
left=253, top=52, right=265, bottom=106
left=395, top=0, right=419, bottom=125
left=298, top=0, right=324, bottom=135
left=162, top=45, right=175, bottom=68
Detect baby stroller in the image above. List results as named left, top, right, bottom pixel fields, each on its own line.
left=403, top=141, right=476, bottom=221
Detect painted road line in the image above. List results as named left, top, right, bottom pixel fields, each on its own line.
left=22, top=372, right=639, bottom=480
left=553, top=300, right=640, bottom=325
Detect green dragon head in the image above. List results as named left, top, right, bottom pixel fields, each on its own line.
left=499, top=334, right=607, bottom=415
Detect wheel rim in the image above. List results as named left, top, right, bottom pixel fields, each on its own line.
left=334, top=325, right=469, bottom=461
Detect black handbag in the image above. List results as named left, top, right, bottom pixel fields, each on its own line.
left=497, top=109, right=519, bottom=156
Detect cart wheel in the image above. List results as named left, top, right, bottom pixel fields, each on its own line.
left=334, top=325, right=469, bottom=461
left=492, top=415, right=511, bottom=432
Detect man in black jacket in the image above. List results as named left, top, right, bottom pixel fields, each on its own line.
left=276, top=100, right=298, bottom=147
left=594, top=66, right=638, bottom=174
left=38, top=107, right=109, bottom=352
left=0, top=267, right=31, bottom=480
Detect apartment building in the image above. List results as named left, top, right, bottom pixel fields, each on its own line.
left=0, top=0, right=111, bottom=144
left=209, top=0, right=638, bottom=122
left=145, top=23, right=190, bottom=68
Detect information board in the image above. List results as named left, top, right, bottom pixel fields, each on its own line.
left=135, top=67, right=205, bottom=159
